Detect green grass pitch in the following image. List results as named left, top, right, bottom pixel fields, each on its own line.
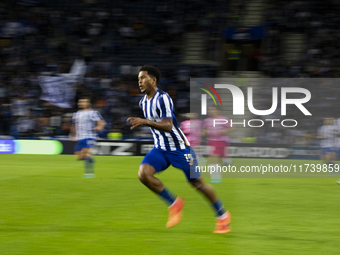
left=0, top=154, right=339, bottom=255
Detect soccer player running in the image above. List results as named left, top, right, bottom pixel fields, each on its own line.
left=317, top=117, right=339, bottom=183
left=202, top=105, right=234, bottom=183
left=128, top=65, right=231, bottom=233
left=69, top=96, right=106, bottom=178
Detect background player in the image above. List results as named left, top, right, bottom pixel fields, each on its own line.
left=317, top=117, right=340, bottom=184
left=180, top=112, right=205, bottom=164
left=69, top=96, right=106, bottom=178
left=128, top=65, right=231, bottom=233
left=202, top=105, right=234, bottom=183
left=317, top=117, right=338, bottom=166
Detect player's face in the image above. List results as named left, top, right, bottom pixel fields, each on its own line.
left=324, top=118, right=334, bottom=125
left=189, top=112, right=198, bottom=119
left=78, top=99, right=90, bottom=109
left=208, top=107, right=219, bottom=117
left=138, top=71, right=156, bottom=94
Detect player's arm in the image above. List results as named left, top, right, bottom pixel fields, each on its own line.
left=94, top=119, right=106, bottom=131
left=69, top=123, right=76, bottom=140
left=128, top=117, right=172, bottom=133
left=92, top=111, right=106, bottom=131
left=316, top=129, right=325, bottom=139
left=69, top=113, right=77, bottom=140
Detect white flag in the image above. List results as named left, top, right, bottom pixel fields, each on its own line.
left=39, top=59, right=86, bottom=108
left=39, top=76, right=76, bottom=108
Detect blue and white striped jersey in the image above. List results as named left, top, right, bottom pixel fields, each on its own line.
left=318, top=125, right=338, bottom=148
left=139, top=89, right=190, bottom=151
left=73, top=109, right=103, bottom=140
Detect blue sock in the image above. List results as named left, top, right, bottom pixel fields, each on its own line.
left=83, top=161, right=87, bottom=172
left=212, top=199, right=226, bottom=216
left=84, top=158, right=94, bottom=174
left=158, top=188, right=176, bottom=206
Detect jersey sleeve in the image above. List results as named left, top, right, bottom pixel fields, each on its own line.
left=157, top=94, right=172, bottom=119
left=91, top=110, right=104, bottom=121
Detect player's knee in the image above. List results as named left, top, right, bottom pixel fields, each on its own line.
left=75, top=153, right=82, bottom=160
left=138, top=165, right=153, bottom=184
left=76, top=154, right=86, bottom=160
left=190, top=178, right=204, bottom=190
left=138, top=169, right=146, bottom=184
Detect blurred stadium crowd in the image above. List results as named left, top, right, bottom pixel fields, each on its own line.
left=263, top=0, right=340, bottom=77
left=0, top=0, right=339, bottom=144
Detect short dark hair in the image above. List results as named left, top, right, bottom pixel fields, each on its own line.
left=139, top=65, right=161, bottom=83
left=208, top=104, right=222, bottom=112
left=79, top=94, right=92, bottom=103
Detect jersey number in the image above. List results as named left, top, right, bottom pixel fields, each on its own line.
left=184, top=154, right=193, bottom=163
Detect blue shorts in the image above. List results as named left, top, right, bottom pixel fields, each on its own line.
left=141, top=146, right=201, bottom=182
left=74, top=138, right=95, bottom=153
left=321, top=147, right=337, bottom=155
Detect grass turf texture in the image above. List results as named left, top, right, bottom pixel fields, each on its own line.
left=0, top=155, right=339, bottom=255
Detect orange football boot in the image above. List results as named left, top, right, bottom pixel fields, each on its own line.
left=213, top=211, right=231, bottom=233
left=166, top=197, right=185, bottom=228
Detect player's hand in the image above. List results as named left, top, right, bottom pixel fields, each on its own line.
left=94, top=126, right=102, bottom=131
left=127, top=117, right=147, bottom=130
left=68, top=135, right=76, bottom=141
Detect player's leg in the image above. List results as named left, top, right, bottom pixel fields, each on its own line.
left=189, top=177, right=231, bottom=233
left=138, top=163, right=165, bottom=194
left=189, top=177, right=228, bottom=214
left=323, top=148, right=333, bottom=165
left=327, top=150, right=339, bottom=183
left=168, top=147, right=223, bottom=206
left=169, top=147, right=231, bottom=233
left=320, top=149, right=325, bottom=162
left=75, top=151, right=81, bottom=160
left=325, top=151, right=331, bottom=163
left=333, top=147, right=340, bottom=184
left=81, top=147, right=95, bottom=178
left=329, top=151, right=336, bottom=165
left=209, top=155, right=223, bottom=183
left=74, top=140, right=92, bottom=177
left=190, top=177, right=218, bottom=203
left=208, top=141, right=223, bottom=183
left=74, top=141, right=82, bottom=160
left=139, top=148, right=185, bottom=228
left=75, top=139, right=95, bottom=178
left=332, top=148, right=340, bottom=184
left=222, top=143, right=232, bottom=165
